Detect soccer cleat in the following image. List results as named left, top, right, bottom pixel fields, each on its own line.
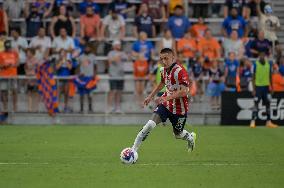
left=188, top=132, right=196, bottom=152
left=250, top=120, right=256, bottom=128
left=266, top=121, right=278, bottom=128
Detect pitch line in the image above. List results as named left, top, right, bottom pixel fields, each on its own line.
left=0, top=162, right=49, bottom=165
left=135, top=163, right=274, bottom=166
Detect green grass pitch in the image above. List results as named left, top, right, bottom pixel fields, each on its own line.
left=0, top=125, right=283, bottom=188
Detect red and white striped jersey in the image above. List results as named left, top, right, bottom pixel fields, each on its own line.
left=160, top=63, right=191, bottom=115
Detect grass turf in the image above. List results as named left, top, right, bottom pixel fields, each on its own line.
left=0, top=125, right=283, bottom=188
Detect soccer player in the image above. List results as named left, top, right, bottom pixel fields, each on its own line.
left=132, top=48, right=196, bottom=152
left=250, top=52, right=278, bottom=128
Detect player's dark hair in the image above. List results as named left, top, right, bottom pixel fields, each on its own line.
left=174, top=5, right=183, bottom=10
left=160, top=48, right=174, bottom=55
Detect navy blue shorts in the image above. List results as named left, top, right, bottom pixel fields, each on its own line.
left=255, top=86, right=270, bottom=105
left=154, top=104, right=187, bottom=133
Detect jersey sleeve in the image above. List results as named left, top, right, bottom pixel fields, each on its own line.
left=178, top=69, right=189, bottom=87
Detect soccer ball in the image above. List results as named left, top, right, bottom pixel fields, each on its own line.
left=120, top=147, right=138, bottom=164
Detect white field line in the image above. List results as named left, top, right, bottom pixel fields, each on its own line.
left=0, top=162, right=49, bottom=165
left=0, top=162, right=276, bottom=166
left=135, top=163, right=275, bottom=166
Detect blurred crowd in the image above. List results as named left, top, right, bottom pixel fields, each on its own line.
left=0, top=0, right=284, bottom=113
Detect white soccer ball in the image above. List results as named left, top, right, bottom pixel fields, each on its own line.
left=120, top=147, right=138, bottom=164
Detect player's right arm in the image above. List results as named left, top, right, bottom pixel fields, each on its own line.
left=143, top=81, right=165, bottom=107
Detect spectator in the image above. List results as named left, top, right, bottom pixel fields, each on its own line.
left=190, top=56, right=204, bottom=102
left=25, top=4, right=44, bottom=38
left=223, top=30, right=244, bottom=59
left=52, top=0, right=74, bottom=16
left=25, top=48, right=39, bottom=112
left=52, top=28, right=75, bottom=62
left=79, top=0, right=100, bottom=15
left=50, top=5, right=76, bottom=38
left=0, top=32, right=6, bottom=52
left=177, top=30, right=197, bottom=60
left=133, top=54, right=148, bottom=104
left=0, top=2, right=8, bottom=34
left=109, top=0, right=136, bottom=19
left=132, top=32, right=154, bottom=63
left=239, top=58, right=253, bottom=91
left=271, top=64, right=284, bottom=92
left=56, top=49, right=73, bottom=113
left=198, top=29, right=221, bottom=68
left=3, top=0, right=25, bottom=30
left=28, top=0, right=54, bottom=17
left=189, top=0, right=212, bottom=18
left=0, top=40, right=19, bottom=112
left=245, top=0, right=267, bottom=19
left=134, top=3, right=156, bottom=38
left=158, top=29, right=176, bottom=54
left=206, top=60, right=225, bottom=110
left=224, top=52, right=240, bottom=91
left=142, top=0, right=166, bottom=20
left=101, top=8, right=125, bottom=41
left=279, top=57, right=284, bottom=76
left=29, top=27, right=52, bottom=63
left=256, top=2, right=280, bottom=47
left=167, top=5, right=191, bottom=39
left=168, top=0, right=183, bottom=16
left=107, top=40, right=128, bottom=113
left=222, top=7, right=248, bottom=38
left=10, top=28, right=28, bottom=76
left=250, top=30, right=271, bottom=58
left=190, top=17, right=208, bottom=40
left=224, top=0, right=246, bottom=18
left=77, top=43, right=97, bottom=113
left=80, top=5, right=101, bottom=40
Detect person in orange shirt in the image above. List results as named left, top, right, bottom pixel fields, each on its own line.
left=133, top=54, right=149, bottom=104
left=272, top=64, right=284, bottom=92
left=80, top=5, right=101, bottom=40
left=177, top=30, right=197, bottom=60
left=198, top=29, right=221, bottom=69
left=191, top=17, right=208, bottom=40
left=0, top=40, right=19, bottom=112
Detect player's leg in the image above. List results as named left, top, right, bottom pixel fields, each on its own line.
left=132, top=105, right=166, bottom=152
left=170, top=115, right=196, bottom=152
left=264, top=88, right=278, bottom=128
left=250, top=87, right=261, bottom=128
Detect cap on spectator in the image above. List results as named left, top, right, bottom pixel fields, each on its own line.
left=4, top=40, right=12, bottom=50
left=264, top=5, right=273, bottom=14
left=112, top=40, right=121, bottom=46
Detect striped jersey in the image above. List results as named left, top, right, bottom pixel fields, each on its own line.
left=160, top=63, right=191, bottom=115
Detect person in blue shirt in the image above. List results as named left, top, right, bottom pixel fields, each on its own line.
left=79, top=0, right=100, bottom=14
left=108, top=0, right=135, bottom=19
left=222, top=7, right=247, bottom=38
left=250, top=30, right=271, bottom=58
left=224, top=51, right=239, bottom=91
left=167, top=5, right=191, bottom=39
left=132, top=31, right=154, bottom=62
left=56, top=49, right=73, bottom=113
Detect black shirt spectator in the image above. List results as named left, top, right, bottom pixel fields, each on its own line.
left=224, top=0, right=246, bottom=17
left=134, top=3, right=155, bottom=38
left=50, top=5, right=76, bottom=38
left=250, top=31, right=271, bottom=58
left=245, top=0, right=267, bottom=17
left=26, top=5, right=43, bottom=38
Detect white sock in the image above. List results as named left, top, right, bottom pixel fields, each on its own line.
left=132, top=120, right=156, bottom=151
left=175, top=130, right=193, bottom=142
